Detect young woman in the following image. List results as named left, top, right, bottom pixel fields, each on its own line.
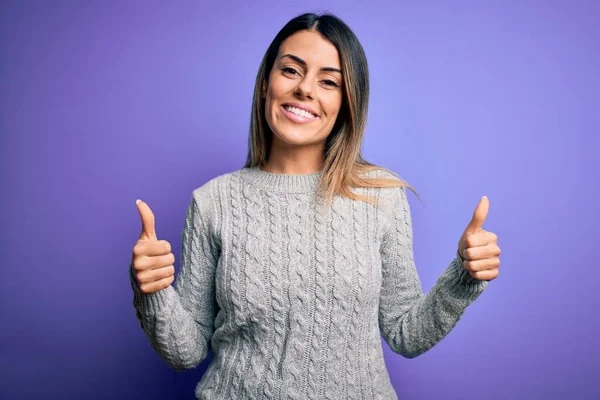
left=130, top=12, right=501, bottom=400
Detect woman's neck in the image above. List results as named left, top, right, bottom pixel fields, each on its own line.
left=262, top=142, right=326, bottom=175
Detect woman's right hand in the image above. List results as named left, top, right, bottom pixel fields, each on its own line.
left=132, top=199, right=175, bottom=294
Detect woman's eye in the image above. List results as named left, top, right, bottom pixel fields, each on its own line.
left=323, top=80, right=338, bottom=87
left=282, top=67, right=299, bottom=75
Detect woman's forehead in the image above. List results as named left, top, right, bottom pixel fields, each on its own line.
left=277, top=30, right=341, bottom=69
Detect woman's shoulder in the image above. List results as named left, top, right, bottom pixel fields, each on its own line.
left=354, top=165, right=414, bottom=213
left=185, top=168, right=245, bottom=234
left=189, top=166, right=254, bottom=202
left=359, top=165, right=404, bottom=182
left=184, top=172, right=222, bottom=204
left=357, top=165, right=409, bottom=197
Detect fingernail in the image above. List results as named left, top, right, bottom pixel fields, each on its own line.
left=136, top=199, right=141, bottom=205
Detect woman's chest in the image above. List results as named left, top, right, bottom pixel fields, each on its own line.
left=213, top=194, right=385, bottom=324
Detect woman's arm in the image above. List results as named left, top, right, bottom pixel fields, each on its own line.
left=378, top=185, right=487, bottom=358
left=130, top=185, right=220, bottom=370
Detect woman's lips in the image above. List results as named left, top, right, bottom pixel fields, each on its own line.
left=281, top=105, right=319, bottom=124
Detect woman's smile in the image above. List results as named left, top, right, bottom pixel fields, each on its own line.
left=281, top=104, right=319, bottom=124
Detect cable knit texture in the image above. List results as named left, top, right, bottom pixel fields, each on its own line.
left=130, top=166, right=488, bottom=399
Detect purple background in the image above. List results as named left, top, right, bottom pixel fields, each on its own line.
left=1, top=0, right=598, bottom=399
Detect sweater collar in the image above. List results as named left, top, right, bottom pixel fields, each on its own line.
left=240, top=166, right=323, bottom=194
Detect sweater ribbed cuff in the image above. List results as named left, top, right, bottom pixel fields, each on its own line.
left=129, top=265, right=174, bottom=315
left=436, top=252, right=488, bottom=306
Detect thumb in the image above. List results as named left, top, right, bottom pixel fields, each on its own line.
left=136, top=199, right=157, bottom=241
left=464, top=196, right=489, bottom=235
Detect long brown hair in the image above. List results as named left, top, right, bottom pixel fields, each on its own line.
left=244, top=12, right=418, bottom=206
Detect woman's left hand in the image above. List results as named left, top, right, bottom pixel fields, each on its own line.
left=457, top=196, right=501, bottom=282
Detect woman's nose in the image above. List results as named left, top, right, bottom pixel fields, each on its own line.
left=294, top=77, right=315, bottom=100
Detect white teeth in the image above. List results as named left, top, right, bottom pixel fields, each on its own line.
left=284, top=105, right=316, bottom=119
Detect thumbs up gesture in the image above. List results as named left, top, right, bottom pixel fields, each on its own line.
left=457, top=196, right=501, bottom=282
left=131, top=199, right=176, bottom=294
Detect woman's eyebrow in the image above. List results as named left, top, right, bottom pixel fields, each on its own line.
left=280, top=53, right=342, bottom=74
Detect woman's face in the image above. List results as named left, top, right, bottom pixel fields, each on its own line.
left=264, top=29, right=343, bottom=150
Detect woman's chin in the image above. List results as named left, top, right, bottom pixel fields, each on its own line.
left=272, top=131, right=320, bottom=147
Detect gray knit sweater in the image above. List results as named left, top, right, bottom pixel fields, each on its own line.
left=130, top=166, right=488, bottom=399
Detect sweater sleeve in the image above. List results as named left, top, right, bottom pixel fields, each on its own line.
left=378, top=185, right=487, bottom=358
left=129, top=185, right=220, bottom=370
